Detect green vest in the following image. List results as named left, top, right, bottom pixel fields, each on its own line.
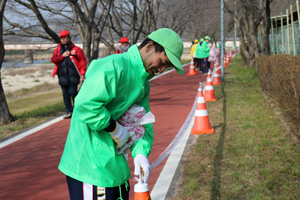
left=58, top=45, right=154, bottom=187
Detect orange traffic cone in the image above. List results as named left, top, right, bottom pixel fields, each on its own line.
left=204, top=77, right=218, bottom=101
left=206, top=69, right=212, bottom=79
left=187, top=58, right=197, bottom=75
left=191, top=87, right=214, bottom=135
left=224, top=61, right=228, bottom=68
left=134, top=183, right=151, bottom=200
left=229, top=51, right=232, bottom=60
left=226, top=55, right=230, bottom=64
left=212, top=69, right=222, bottom=85
left=215, top=67, right=221, bottom=75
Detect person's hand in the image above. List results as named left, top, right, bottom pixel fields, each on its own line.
left=109, top=122, right=129, bottom=148
left=134, top=154, right=151, bottom=183
left=80, top=75, right=85, bottom=82
left=62, top=51, right=70, bottom=57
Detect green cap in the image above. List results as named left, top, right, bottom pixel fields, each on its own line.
left=148, top=28, right=184, bottom=74
left=200, top=38, right=204, bottom=42
left=204, top=36, right=211, bottom=40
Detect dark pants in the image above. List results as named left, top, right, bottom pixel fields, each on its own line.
left=202, top=57, right=210, bottom=74
left=198, top=58, right=203, bottom=72
left=194, top=58, right=201, bottom=69
left=66, top=176, right=130, bottom=200
left=60, top=84, right=78, bottom=113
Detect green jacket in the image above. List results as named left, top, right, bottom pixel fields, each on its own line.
left=195, top=44, right=203, bottom=58
left=58, top=45, right=154, bottom=187
left=201, top=41, right=210, bottom=58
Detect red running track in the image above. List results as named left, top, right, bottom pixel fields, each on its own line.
left=0, top=63, right=211, bottom=200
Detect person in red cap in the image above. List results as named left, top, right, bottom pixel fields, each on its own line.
left=115, top=37, right=131, bottom=54
left=51, top=30, right=87, bottom=119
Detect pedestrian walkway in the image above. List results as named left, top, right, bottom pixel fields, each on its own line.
left=0, top=63, right=209, bottom=200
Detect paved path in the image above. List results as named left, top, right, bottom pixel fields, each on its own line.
left=0, top=63, right=208, bottom=200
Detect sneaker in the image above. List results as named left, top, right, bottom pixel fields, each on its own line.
left=203, top=73, right=207, bottom=76
left=63, top=112, right=72, bottom=119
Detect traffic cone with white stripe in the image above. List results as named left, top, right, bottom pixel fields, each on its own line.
left=214, top=60, right=219, bottom=68
left=206, top=69, right=212, bottom=80
left=134, top=182, right=151, bottom=200
left=212, top=69, right=222, bottom=85
left=187, top=58, right=197, bottom=75
left=191, top=87, right=214, bottom=135
left=229, top=51, right=232, bottom=60
left=226, top=55, right=230, bottom=64
left=224, top=59, right=228, bottom=68
left=204, top=77, right=217, bottom=101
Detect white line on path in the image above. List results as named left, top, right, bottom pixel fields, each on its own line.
left=0, top=116, right=64, bottom=149
left=150, top=115, right=194, bottom=200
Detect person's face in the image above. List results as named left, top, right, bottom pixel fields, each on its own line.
left=142, top=42, right=173, bottom=76
left=60, top=36, right=70, bottom=45
left=121, top=42, right=128, bottom=48
left=205, top=39, right=209, bottom=43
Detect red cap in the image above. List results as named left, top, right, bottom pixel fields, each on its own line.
left=59, top=30, right=70, bottom=38
left=119, top=37, right=129, bottom=43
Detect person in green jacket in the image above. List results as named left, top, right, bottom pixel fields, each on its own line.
left=195, top=38, right=204, bottom=72
left=201, top=36, right=211, bottom=76
left=58, top=28, right=184, bottom=200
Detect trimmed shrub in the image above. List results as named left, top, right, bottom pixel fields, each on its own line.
left=257, top=54, right=300, bottom=137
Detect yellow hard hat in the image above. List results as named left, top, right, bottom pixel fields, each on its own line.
left=194, top=39, right=199, bottom=43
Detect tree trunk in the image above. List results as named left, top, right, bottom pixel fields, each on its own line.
left=262, top=0, right=271, bottom=55
left=91, top=38, right=100, bottom=60
left=0, top=0, right=15, bottom=124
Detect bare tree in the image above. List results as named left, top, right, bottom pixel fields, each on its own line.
left=101, top=0, right=155, bottom=54
left=159, top=0, right=197, bottom=37
left=4, top=0, right=113, bottom=64
left=225, top=0, right=273, bottom=68
left=0, top=0, right=15, bottom=124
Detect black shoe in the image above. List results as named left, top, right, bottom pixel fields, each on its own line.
left=63, top=112, right=72, bottom=119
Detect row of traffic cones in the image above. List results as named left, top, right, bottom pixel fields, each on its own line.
left=191, top=51, right=235, bottom=135
left=188, top=51, right=234, bottom=76
left=133, top=52, right=236, bottom=200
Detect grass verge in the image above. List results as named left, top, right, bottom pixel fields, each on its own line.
left=174, top=54, right=300, bottom=199
left=1, top=88, right=65, bottom=140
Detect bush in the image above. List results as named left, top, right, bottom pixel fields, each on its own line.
left=257, top=54, right=300, bottom=137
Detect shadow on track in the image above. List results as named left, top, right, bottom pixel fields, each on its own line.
left=211, top=84, right=227, bottom=200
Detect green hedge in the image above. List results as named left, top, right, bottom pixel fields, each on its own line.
left=257, top=54, right=300, bottom=136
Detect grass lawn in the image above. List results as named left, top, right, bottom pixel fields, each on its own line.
left=174, top=55, right=300, bottom=199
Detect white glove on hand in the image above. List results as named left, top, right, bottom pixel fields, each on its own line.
left=109, top=122, right=129, bottom=148
left=134, top=154, right=151, bottom=183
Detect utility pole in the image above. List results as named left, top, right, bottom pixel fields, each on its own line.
left=234, top=1, right=237, bottom=59
left=221, top=0, right=225, bottom=82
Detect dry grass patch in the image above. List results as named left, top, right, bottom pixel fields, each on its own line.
left=4, top=67, right=38, bottom=76
left=8, top=88, right=62, bottom=114
left=5, top=82, right=59, bottom=99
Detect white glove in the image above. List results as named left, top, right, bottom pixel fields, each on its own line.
left=109, top=122, right=129, bottom=148
left=134, top=154, right=151, bottom=183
